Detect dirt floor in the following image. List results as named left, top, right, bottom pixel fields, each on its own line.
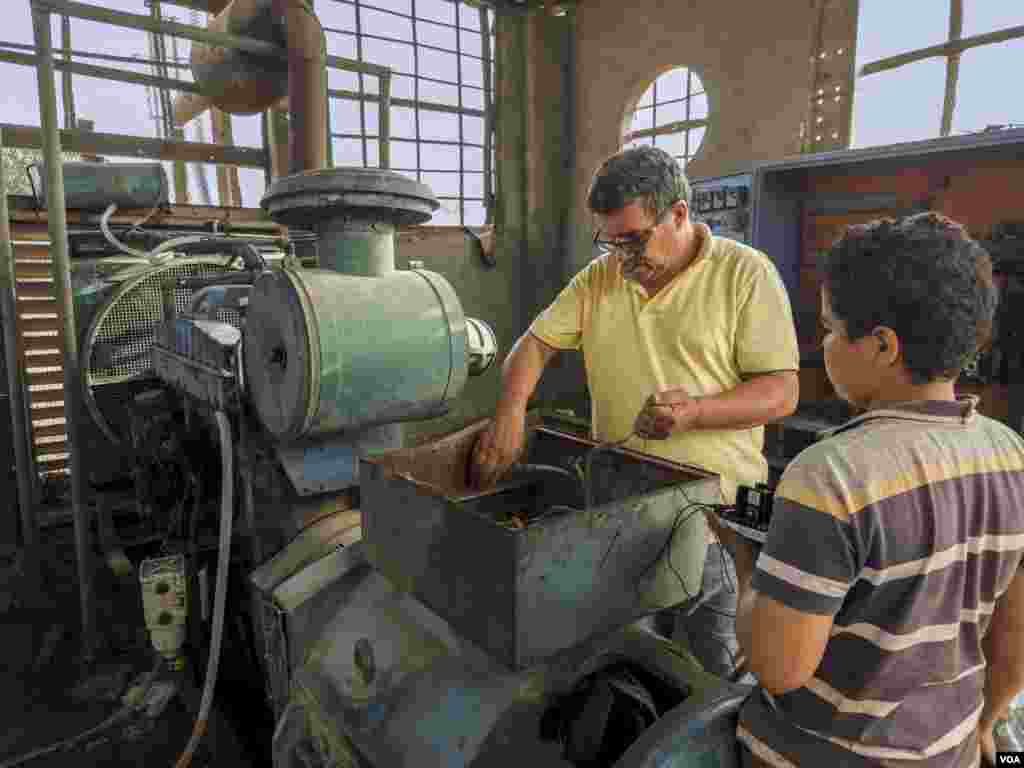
left=0, top=523, right=274, bottom=768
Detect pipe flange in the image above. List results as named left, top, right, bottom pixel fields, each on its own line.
left=261, top=167, right=440, bottom=228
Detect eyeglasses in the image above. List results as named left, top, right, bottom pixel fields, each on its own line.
left=592, top=202, right=677, bottom=259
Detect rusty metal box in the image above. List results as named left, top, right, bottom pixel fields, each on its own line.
left=360, top=420, right=720, bottom=670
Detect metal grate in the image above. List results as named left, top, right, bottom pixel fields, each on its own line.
left=87, top=259, right=239, bottom=385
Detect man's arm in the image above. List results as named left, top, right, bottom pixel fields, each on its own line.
left=636, top=370, right=798, bottom=438
left=695, top=370, right=799, bottom=430
left=498, top=332, right=560, bottom=412
left=980, top=568, right=1024, bottom=762
left=470, top=332, right=559, bottom=488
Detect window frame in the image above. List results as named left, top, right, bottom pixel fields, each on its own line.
left=324, top=0, right=495, bottom=227
left=857, top=0, right=1024, bottom=138
left=622, top=67, right=709, bottom=170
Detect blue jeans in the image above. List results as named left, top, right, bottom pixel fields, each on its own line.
left=661, top=543, right=743, bottom=680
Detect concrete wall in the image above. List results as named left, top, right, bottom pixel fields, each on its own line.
left=569, top=0, right=829, bottom=272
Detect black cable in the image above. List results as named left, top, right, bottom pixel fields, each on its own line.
left=579, top=431, right=744, bottom=671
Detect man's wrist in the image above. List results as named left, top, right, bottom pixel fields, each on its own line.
left=690, top=394, right=707, bottom=431
left=496, top=394, right=529, bottom=416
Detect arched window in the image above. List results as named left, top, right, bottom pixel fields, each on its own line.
left=623, top=67, right=709, bottom=169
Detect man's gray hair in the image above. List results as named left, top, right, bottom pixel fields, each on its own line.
left=586, top=145, right=692, bottom=217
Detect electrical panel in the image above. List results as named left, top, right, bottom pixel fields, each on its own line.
left=691, top=172, right=753, bottom=244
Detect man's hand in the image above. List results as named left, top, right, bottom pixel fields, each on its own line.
left=470, top=404, right=526, bottom=489
left=634, top=390, right=702, bottom=439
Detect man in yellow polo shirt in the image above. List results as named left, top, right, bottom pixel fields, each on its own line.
left=471, top=145, right=800, bottom=679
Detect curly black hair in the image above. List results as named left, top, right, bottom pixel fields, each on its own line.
left=586, top=145, right=691, bottom=217
left=821, top=212, right=997, bottom=385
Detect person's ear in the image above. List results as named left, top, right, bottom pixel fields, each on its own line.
left=670, top=200, right=689, bottom=229
left=874, top=327, right=899, bottom=363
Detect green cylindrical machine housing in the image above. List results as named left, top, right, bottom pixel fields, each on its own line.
left=28, top=161, right=167, bottom=211
left=244, top=267, right=470, bottom=442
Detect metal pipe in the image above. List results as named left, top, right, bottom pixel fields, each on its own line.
left=60, top=15, right=75, bottom=130
left=378, top=72, right=391, bottom=170
left=31, top=0, right=285, bottom=59
left=266, top=108, right=290, bottom=180
left=0, top=121, right=266, bottom=167
left=316, top=211, right=401, bottom=451
left=31, top=5, right=96, bottom=658
left=317, top=219, right=394, bottom=276
left=0, top=133, right=38, bottom=549
left=279, top=0, right=327, bottom=173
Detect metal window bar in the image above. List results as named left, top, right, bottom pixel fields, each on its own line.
left=328, top=0, right=483, bottom=32
left=455, top=2, right=463, bottom=224
left=411, top=0, right=422, bottom=183
left=353, top=0, right=368, bottom=167
left=328, top=89, right=484, bottom=118
left=0, top=38, right=193, bottom=70
left=480, top=4, right=491, bottom=220
left=324, top=26, right=489, bottom=62
left=60, top=14, right=75, bottom=130
left=149, top=0, right=175, bottom=139
left=322, top=0, right=494, bottom=224
left=684, top=69, right=691, bottom=162
left=331, top=134, right=482, bottom=151
left=324, top=31, right=489, bottom=87
left=379, top=70, right=390, bottom=168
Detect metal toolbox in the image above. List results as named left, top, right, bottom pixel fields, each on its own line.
left=360, top=420, right=720, bottom=670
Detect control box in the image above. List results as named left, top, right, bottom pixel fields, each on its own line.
left=691, top=172, right=753, bottom=244
left=716, top=482, right=776, bottom=544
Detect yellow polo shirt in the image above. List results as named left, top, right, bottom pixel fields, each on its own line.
left=530, top=223, right=799, bottom=505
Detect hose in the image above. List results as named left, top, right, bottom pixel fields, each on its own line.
left=0, top=654, right=164, bottom=768
left=100, top=203, right=152, bottom=261
left=148, top=235, right=215, bottom=263
left=102, top=203, right=272, bottom=270
left=172, top=410, right=234, bottom=768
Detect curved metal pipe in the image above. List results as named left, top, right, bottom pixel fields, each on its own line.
left=173, top=0, right=328, bottom=174
left=277, top=0, right=327, bottom=173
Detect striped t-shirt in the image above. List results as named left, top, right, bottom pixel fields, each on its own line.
left=738, top=397, right=1024, bottom=768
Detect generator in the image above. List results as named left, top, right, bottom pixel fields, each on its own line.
left=120, top=166, right=750, bottom=768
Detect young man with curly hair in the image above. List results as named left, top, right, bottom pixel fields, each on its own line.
left=714, top=213, right=1024, bottom=767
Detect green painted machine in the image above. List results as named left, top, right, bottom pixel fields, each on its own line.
left=140, top=167, right=745, bottom=768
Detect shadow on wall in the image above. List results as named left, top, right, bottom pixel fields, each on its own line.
left=396, top=227, right=520, bottom=445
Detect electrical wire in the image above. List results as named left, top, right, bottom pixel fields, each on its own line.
left=575, top=430, right=745, bottom=675
left=0, top=654, right=164, bottom=768
left=172, top=411, right=234, bottom=768
left=582, top=431, right=638, bottom=514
